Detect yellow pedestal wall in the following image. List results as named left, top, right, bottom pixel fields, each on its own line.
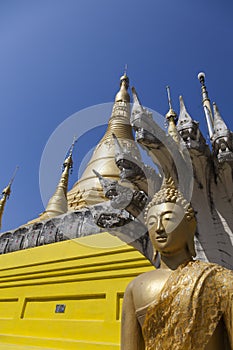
left=0, top=233, right=153, bottom=350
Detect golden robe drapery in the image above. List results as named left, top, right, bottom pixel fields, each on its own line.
left=143, top=260, right=233, bottom=350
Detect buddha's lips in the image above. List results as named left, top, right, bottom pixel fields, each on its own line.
left=156, top=235, right=167, bottom=241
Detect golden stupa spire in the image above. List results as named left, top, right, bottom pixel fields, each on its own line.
left=114, top=65, right=130, bottom=103
left=165, top=86, right=179, bottom=143
left=28, top=139, right=75, bottom=224
left=101, top=68, right=131, bottom=141
left=0, top=166, right=18, bottom=230
left=67, top=70, right=141, bottom=210
left=198, top=72, right=214, bottom=139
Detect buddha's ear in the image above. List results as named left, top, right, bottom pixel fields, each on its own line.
left=187, top=237, right=196, bottom=258
left=187, top=215, right=197, bottom=232
left=186, top=217, right=197, bottom=257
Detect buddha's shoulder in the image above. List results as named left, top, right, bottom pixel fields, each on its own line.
left=127, top=268, right=172, bottom=292
left=125, top=268, right=172, bottom=309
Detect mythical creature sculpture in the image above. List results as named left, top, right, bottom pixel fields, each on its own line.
left=121, top=177, right=233, bottom=350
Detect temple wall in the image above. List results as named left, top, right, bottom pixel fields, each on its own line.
left=0, top=233, right=153, bottom=349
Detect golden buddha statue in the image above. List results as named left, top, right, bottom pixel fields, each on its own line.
left=121, top=178, right=233, bottom=350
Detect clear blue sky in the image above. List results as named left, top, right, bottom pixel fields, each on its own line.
left=0, top=0, right=232, bottom=232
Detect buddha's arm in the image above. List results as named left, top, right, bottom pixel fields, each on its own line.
left=121, top=282, right=145, bottom=350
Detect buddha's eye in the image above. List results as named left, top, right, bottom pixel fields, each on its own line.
left=148, top=220, right=156, bottom=227
left=163, top=215, right=173, bottom=222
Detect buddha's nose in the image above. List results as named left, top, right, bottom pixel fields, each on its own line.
left=156, top=217, right=164, bottom=233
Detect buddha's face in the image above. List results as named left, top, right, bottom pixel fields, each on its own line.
left=146, top=202, right=195, bottom=255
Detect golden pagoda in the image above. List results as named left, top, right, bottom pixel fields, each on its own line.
left=67, top=72, right=142, bottom=209
left=0, top=71, right=232, bottom=350
left=27, top=143, right=74, bottom=224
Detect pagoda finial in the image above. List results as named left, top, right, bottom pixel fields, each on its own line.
left=176, top=96, right=205, bottom=150
left=69, top=136, right=77, bottom=156
left=43, top=140, right=75, bottom=217
left=27, top=139, right=75, bottom=224
left=166, top=85, right=173, bottom=110
left=131, top=87, right=143, bottom=111
left=165, top=86, right=177, bottom=121
left=198, top=72, right=214, bottom=139
left=115, top=68, right=130, bottom=103
left=177, top=95, right=193, bottom=125
left=213, top=102, right=229, bottom=135
left=62, top=136, right=77, bottom=172
left=8, top=166, right=19, bottom=189
left=0, top=166, right=19, bottom=230
left=124, top=63, right=128, bottom=76
left=165, top=86, right=179, bottom=143
left=212, top=102, right=233, bottom=163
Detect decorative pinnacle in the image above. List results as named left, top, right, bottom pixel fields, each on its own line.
left=166, top=85, right=173, bottom=110
left=2, top=166, right=19, bottom=198
left=115, top=69, right=130, bottom=102
left=212, top=102, right=228, bottom=134
left=120, top=65, right=129, bottom=88
left=197, top=71, right=214, bottom=139
left=197, top=71, right=211, bottom=103
left=9, top=166, right=19, bottom=187
left=0, top=166, right=18, bottom=230
left=68, top=136, right=77, bottom=157
left=197, top=72, right=206, bottom=84
left=36, top=142, right=75, bottom=221
left=177, top=95, right=193, bottom=126
left=124, top=63, right=128, bottom=76
left=131, top=87, right=143, bottom=109
left=62, top=137, right=77, bottom=173
left=165, top=86, right=177, bottom=122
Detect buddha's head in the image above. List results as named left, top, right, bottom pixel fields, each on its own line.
left=144, top=178, right=196, bottom=258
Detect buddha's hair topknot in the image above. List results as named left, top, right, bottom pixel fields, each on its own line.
left=144, top=177, right=195, bottom=223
